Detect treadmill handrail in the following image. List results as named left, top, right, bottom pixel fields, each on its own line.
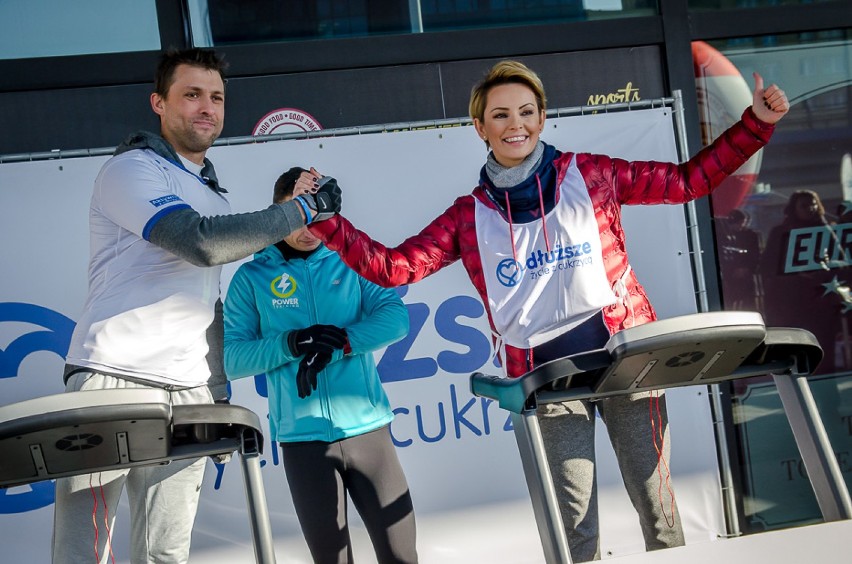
left=172, top=403, right=265, bottom=457
left=0, top=403, right=172, bottom=441
left=470, top=326, right=823, bottom=414
left=471, top=349, right=611, bottom=413
left=0, top=388, right=170, bottom=423
left=0, top=396, right=267, bottom=489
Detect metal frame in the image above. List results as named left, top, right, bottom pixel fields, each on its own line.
left=0, top=96, right=676, bottom=164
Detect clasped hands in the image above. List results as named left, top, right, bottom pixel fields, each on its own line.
left=294, top=167, right=342, bottom=223
left=287, top=324, right=348, bottom=398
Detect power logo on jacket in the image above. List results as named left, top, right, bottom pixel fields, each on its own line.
left=270, top=273, right=299, bottom=307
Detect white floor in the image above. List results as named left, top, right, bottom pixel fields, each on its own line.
left=607, top=519, right=852, bottom=564
left=187, top=517, right=852, bottom=564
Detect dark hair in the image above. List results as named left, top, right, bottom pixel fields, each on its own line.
left=273, top=167, right=307, bottom=203
left=783, top=189, right=825, bottom=219
left=154, top=48, right=228, bottom=98
left=728, top=208, right=749, bottom=225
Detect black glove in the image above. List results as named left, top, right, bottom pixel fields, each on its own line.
left=295, top=351, right=332, bottom=399
left=287, top=324, right=348, bottom=357
left=299, top=176, right=342, bottom=222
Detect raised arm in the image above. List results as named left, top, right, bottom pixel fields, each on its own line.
left=149, top=204, right=305, bottom=267
left=308, top=198, right=468, bottom=287
left=150, top=170, right=341, bottom=267
left=586, top=72, right=788, bottom=206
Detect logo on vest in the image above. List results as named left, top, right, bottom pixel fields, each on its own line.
left=495, top=242, right=596, bottom=287
left=496, top=259, right=524, bottom=287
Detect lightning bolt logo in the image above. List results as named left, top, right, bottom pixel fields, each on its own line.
left=270, top=274, right=297, bottom=298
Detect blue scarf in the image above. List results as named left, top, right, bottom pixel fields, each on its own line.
left=479, top=142, right=560, bottom=223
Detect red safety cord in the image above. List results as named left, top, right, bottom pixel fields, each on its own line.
left=89, top=473, right=116, bottom=564
left=649, top=391, right=677, bottom=528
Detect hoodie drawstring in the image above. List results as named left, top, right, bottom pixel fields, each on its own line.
left=536, top=175, right=551, bottom=253
left=502, top=173, right=551, bottom=264
left=503, top=192, right=520, bottom=264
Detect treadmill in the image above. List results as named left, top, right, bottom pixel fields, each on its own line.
left=470, top=311, right=852, bottom=564
left=0, top=388, right=276, bottom=563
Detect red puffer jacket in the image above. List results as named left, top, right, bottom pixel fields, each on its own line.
left=310, top=107, right=775, bottom=377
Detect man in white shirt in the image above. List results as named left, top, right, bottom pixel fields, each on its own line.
left=53, top=47, right=341, bottom=564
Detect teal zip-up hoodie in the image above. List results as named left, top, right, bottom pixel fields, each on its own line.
left=223, top=243, right=409, bottom=443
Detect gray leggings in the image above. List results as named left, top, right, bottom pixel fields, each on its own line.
left=538, top=392, right=685, bottom=562
left=280, top=425, right=418, bottom=564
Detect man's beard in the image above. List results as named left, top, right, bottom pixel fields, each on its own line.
left=184, top=129, right=219, bottom=153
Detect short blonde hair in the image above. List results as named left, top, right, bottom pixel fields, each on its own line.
left=468, top=60, right=547, bottom=122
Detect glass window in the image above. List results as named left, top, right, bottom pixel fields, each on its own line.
left=187, top=0, right=657, bottom=47
left=0, top=0, right=160, bottom=60
left=689, top=0, right=840, bottom=9
left=694, top=31, right=852, bottom=533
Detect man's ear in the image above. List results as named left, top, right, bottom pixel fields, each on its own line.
left=150, top=92, right=165, bottom=116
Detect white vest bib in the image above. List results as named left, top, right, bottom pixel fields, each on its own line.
left=475, top=156, right=616, bottom=348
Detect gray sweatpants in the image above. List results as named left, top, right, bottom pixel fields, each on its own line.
left=538, top=391, right=685, bottom=563
left=52, top=372, right=212, bottom=564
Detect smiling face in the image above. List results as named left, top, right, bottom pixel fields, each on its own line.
left=474, top=82, right=546, bottom=168
left=150, top=63, right=225, bottom=165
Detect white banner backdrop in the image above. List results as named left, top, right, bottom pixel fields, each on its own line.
left=0, top=107, right=724, bottom=563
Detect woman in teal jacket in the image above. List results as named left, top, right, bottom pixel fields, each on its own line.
left=224, top=167, right=418, bottom=564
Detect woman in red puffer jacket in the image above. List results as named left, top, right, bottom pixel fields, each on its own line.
left=310, top=59, right=788, bottom=562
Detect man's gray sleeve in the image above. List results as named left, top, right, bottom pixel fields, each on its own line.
left=148, top=200, right=304, bottom=267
